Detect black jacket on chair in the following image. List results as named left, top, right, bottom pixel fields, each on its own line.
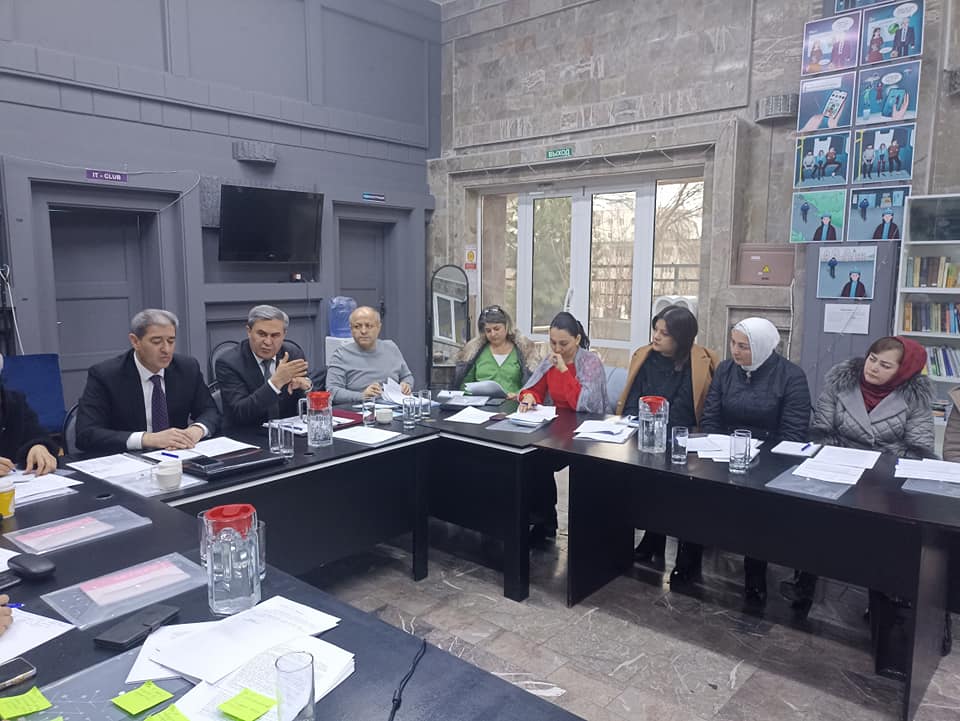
left=76, top=350, right=221, bottom=454
left=215, top=340, right=307, bottom=428
left=700, top=353, right=811, bottom=443
left=0, top=387, right=59, bottom=464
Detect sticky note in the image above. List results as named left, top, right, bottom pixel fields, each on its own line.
left=147, top=705, right=189, bottom=721
left=218, top=688, right=277, bottom=721
left=112, top=681, right=174, bottom=715
left=0, top=686, right=52, bottom=718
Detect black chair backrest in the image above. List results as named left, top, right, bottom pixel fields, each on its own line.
left=208, top=381, right=223, bottom=415
left=209, top=340, right=240, bottom=379
left=62, top=403, right=79, bottom=455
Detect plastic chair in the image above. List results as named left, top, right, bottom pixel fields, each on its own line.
left=2, top=353, right=67, bottom=433
left=208, top=340, right=239, bottom=379
left=604, top=366, right=629, bottom=414
left=62, top=403, right=79, bottom=455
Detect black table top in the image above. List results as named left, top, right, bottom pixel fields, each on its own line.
left=535, top=419, right=960, bottom=534
left=420, top=402, right=585, bottom=450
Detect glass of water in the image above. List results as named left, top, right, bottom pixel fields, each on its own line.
left=362, top=398, right=377, bottom=427
left=280, top=424, right=295, bottom=460
left=729, top=429, right=752, bottom=474
left=401, top=397, right=418, bottom=431
left=418, top=389, right=432, bottom=419
left=268, top=420, right=282, bottom=454
left=276, top=651, right=315, bottom=721
left=671, top=427, right=689, bottom=464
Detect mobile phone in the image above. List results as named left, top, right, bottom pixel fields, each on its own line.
left=883, top=87, right=906, bottom=117
left=0, top=571, right=22, bottom=592
left=0, top=657, right=36, bottom=691
left=822, top=89, right=848, bottom=120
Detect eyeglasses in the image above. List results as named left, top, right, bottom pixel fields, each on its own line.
left=481, top=305, right=504, bottom=315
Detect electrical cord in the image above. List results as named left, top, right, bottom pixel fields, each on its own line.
left=387, top=638, right=427, bottom=721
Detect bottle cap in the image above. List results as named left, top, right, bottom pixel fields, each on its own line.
left=308, top=390, right=330, bottom=410
left=206, top=503, right=256, bottom=536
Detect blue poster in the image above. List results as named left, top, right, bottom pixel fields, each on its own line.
left=791, top=190, right=847, bottom=243
left=798, top=72, right=856, bottom=133
left=861, top=1, right=924, bottom=66
left=855, top=61, right=920, bottom=125
left=836, top=0, right=889, bottom=12
left=853, top=123, right=916, bottom=184
left=794, top=132, right=851, bottom=189
left=802, top=13, right=861, bottom=76
left=817, top=246, right=877, bottom=300
left=847, top=186, right=911, bottom=241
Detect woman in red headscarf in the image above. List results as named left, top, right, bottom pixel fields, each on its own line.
left=780, top=336, right=934, bottom=619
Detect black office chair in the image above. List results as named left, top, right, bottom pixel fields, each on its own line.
left=62, top=403, right=79, bottom=455
left=283, top=339, right=305, bottom=358
left=208, top=381, right=223, bottom=415
left=208, top=340, right=239, bottom=379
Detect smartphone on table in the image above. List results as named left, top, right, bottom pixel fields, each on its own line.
left=0, top=657, right=36, bottom=691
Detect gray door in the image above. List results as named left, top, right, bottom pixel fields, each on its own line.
left=338, top=220, right=388, bottom=329
left=51, top=208, right=147, bottom=408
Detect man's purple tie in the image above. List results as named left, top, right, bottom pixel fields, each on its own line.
left=150, top=375, right=170, bottom=432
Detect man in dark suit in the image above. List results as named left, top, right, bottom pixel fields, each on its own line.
left=892, top=22, right=916, bottom=58
left=215, top=305, right=312, bottom=428
left=76, top=309, right=220, bottom=454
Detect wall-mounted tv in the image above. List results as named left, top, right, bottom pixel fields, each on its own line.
left=218, top=185, right=322, bottom=263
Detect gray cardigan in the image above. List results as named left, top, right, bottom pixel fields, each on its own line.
left=811, top=358, right=935, bottom=459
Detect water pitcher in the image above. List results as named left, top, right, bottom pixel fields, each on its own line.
left=299, top=391, right=333, bottom=449
left=205, top=504, right=261, bottom=615
left=638, top=395, right=669, bottom=453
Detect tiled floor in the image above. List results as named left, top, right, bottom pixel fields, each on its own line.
left=300, top=474, right=960, bottom=721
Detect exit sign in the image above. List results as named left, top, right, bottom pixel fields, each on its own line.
left=546, top=147, right=573, bottom=160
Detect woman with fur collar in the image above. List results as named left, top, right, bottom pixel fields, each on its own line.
left=452, top=305, right=540, bottom=397
left=781, top=336, right=934, bottom=618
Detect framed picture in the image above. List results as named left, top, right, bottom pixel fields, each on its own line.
left=791, top=190, right=847, bottom=243
left=802, top=13, right=861, bottom=76
left=861, top=1, right=924, bottom=66
left=855, top=60, right=920, bottom=125
left=794, top=132, right=851, bottom=188
left=852, top=123, right=916, bottom=184
left=798, top=72, right=856, bottom=133
left=817, top=245, right=877, bottom=300
left=847, top=186, right=911, bottom=241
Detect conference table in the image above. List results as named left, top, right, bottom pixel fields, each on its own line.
left=0, top=462, right=582, bottom=720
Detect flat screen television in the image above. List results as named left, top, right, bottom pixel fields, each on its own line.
left=218, top=185, right=322, bottom=262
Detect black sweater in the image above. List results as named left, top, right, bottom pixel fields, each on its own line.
left=0, top=387, right=59, bottom=464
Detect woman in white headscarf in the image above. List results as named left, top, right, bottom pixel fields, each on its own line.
left=700, top=317, right=812, bottom=604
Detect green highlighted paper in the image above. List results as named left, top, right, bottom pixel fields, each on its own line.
left=147, top=704, right=189, bottom=721
left=112, top=681, right=174, bottom=715
left=218, top=688, right=277, bottom=721
left=0, top=686, right=52, bottom=718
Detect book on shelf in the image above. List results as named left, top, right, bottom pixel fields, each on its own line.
left=907, top=255, right=958, bottom=287
left=922, top=346, right=960, bottom=379
left=903, top=302, right=960, bottom=334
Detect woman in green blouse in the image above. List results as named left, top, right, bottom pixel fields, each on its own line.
left=452, top=306, right=540, bottom=397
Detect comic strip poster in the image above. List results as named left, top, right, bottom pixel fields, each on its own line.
left=802, top=13, right=862, bottom=76
left=847, top=186, right=911, bottom=241
left=861, top=1, right=924, bottom=66
left=795, top=132, right=852, bottom=188
left=791, top=190, right=847, bottom=243
left=852, top=123, right=916, bottom=184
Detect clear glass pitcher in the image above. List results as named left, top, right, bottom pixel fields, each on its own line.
left=299, top=391, right=333, bottom=449
left=204, top=504, right=261, bottom=615
left=638, top=395, right=669, bottom=453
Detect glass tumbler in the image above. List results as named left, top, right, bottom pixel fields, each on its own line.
left=729, top=429, right=752, bottom=474
left=276, top=651, right=315, bottom=721
left=671, top=427, right=689, bottom=464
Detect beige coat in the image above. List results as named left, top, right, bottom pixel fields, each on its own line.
left=615, top=343, right=719, bottom=422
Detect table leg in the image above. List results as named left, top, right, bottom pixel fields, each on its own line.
left=412, top=444, right=429, bottom=581
left=502, top=453, right=530, bottom=602
left=902, top=527, right=949, bottom=721
left=566, top=458, right=632, bottom=607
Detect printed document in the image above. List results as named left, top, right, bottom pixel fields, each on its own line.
left=0, top=608, right=73, bottom=664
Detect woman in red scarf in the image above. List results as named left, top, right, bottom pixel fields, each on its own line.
left=781, top=336, right=934, bottom=618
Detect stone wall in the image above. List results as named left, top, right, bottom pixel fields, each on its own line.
left=428, top=0, right=960, bottom=358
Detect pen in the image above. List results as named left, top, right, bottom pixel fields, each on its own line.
left=3, top=603, right=24, bottom=609
left=161, top=452, right=179, bottom=459
left=800, top=442, right=812, bottom=452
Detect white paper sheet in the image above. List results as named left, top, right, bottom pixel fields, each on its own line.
left=813, top=445, right=881, bottom=469
left=333, top=426, right=402, bottom=445
left=0, top=547, right=19, bottom=570
left=771, top=441, right=822, bottom=457
left=126, top=621, right=218, bottom=683
left=13, top=473, right=83, bottom=502
left=685, top=436, right=723, bottom=452
left=143, top=437, right=259, bottom=462
left=380, top=378, right=410, bottom=406
left=0, top=608, right=74, bottom=664
left=823, top=304, right=870, bottom=335
left=895, top=458, right=960, bottom=483
left=464, top=380, right=508, bottom=398
left=506, top=405, right=557, bottom=426
left=575, top=426, right=636, bottom=444
left=67, top=454, right=154, bottom=480
left=151, top=596, right=340, bottom=684
left=793, top=458, right=863, bottom=485
left=444, top=407, right=496, bottom=424
left=178, top=636, right=354, bottom=721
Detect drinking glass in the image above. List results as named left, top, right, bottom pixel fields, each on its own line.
left=280, top=424, right=295, bottom=460
left=729, top=429, right=752, bottom=474
left=197, top=510, right=208, bottom=566
left=268, top=420, right=282, bottom=454
left=362, top=399, right=377, bottom=427
left=418, top=389, right=432, bottom=419
left=276, top=651, right=315, bottom=721
left=671, top=427, right=689, bottom=464
left=401, top=397, right=418, bottom=431
left=257, top=520, right=266, bottom=581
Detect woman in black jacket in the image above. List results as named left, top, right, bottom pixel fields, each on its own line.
left=701, top=317, right=812, bottom=604
left=0, top=383, right=59, bottom=476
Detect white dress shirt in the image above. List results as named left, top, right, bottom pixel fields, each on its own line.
left=252, top=349, right=282, bottom=395
left=126, top=353, right=208, bottom=450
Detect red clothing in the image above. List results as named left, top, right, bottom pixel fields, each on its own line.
left=859, top=336, right=927, bottom=412
left=523, top=364, right=582, bottom=410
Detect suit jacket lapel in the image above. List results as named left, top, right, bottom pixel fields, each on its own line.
left=241, top=341, right=269, bottom=390
left=123, top=350, right=148, bottom=429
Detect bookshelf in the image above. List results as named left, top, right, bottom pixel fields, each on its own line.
left=894, top=194, right=960, bottom=390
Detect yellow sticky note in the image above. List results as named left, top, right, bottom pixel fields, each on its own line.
left=218, top=688, right=276, bottom=721
left=147, top=705, right=189, bottom=721
left=112, top=681, right=174, bottom=716
left=0, top=686, right=52, bottom=719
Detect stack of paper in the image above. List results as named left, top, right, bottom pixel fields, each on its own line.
left=441, top=395, right=489, bottom=407
left=464, top=380, right=508, bottom=398
left=444, top=407, right=496, bottom=424
left=792, top=445, right=879, bottom=485
left=573, top=420, right=636, bottom=444
left=380, top=378, right=409, bottom=406
left=128, top=622, right=218, bottom=683
left=0, top=608, right=74, bottom=664
left=150, top=596, right=340, bottom=684
left=691, top=434, right=762, bottom=462
left=895, top=458, right=960, bottom=483
left=68, top=454, right=154, bottom=481
left=771, top=441, right=822, bottom=457
left=12, top=472, right=83, bottom=505
left=142, top=437, right=258, bottom=461
left=506, top=405, right=557, bottom=427
left=334, top=426, right=401, bottom=445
